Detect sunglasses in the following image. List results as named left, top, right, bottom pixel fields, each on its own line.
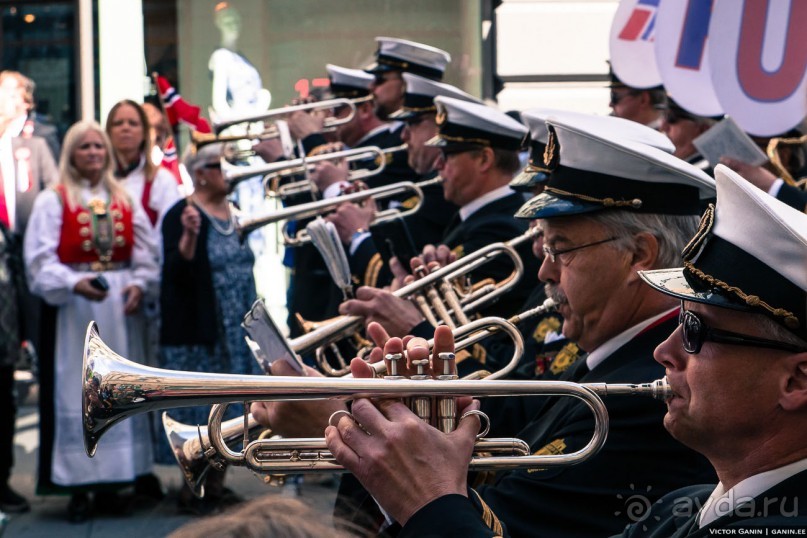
left=679, top=309, right=807, bottom=355
left=609, top=90, right=637, bottom=106
left=202, top=162, right=221, bottom=170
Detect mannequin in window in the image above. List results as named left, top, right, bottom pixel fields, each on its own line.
left=209, top=1, right=271, bottom=117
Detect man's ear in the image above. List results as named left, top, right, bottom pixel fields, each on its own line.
left=628, top=232, right=660, bottom=275
left=477, top=146, right=495, bottom=172
left=358, top=101, right=374, bottom=120
left=780, top=355, right=807, bottom=412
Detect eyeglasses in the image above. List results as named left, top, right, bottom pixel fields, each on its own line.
left=542, top=236, right=618, bottom=264
left=202, top=162, right=221, bottom=170
left=679, top=309, right=807, bottom=355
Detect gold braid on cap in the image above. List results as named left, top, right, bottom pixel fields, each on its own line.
left=681, top=204, right=798, bottom=328
left=683, top=261, right=799, bottom=329
left=543, top=186, right=642, bottom=209
left=682, top=204, right=714, bottom=260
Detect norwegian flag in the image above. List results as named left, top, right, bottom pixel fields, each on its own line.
left=154, top=73, right=212, bottom=134
left=160, top=137, right=182, bottom=185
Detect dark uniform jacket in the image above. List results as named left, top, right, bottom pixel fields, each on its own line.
left=616, top=469, right=807, bottom=537
left=287, top=123, right=419, bottom=336
left=401, top=315, right=717, bottom=538
left=349, top=171, right=458, bottom=288
left=775, top=182, right=807, bottom=213
left=440, top=191, right=536, bottom=320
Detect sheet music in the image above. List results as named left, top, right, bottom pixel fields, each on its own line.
left=693, top=116, right=768, bottom=169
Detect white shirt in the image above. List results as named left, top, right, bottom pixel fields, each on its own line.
left=698, top=457, right=807, bottom=527
left=459, top=185, right=514, bottom=222
left=585, top=307, right=678, bottom=371
left=0, top=114, right=27, bottom=231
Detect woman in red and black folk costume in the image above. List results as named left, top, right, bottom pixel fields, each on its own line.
left=23, top=121, right=160, bottom=522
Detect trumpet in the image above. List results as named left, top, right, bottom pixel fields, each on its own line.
left=211, top=98, right=357, bottom=136
left=767, top=133, right=807, bottom=187
left=244, top=227, right=538, bottom=375
left=221, top=146, right=386, bottom=193
left=235, top=175, right=440, bottom=245
left=162, top=412, right=266, bottom=498
left=221, top=144, right=405, bottom=195
left=177, top=312, right=536, bottom=495
left=84, top=322, right=671, bottom=476
left=264, top=143, right=408, bottom=199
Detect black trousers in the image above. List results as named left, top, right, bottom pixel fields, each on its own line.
left=0, top=365, right=15, bottom=484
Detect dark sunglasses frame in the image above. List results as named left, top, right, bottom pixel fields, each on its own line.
left=202, top=162, right=222, bottom=170
left=679, top=309, right=807, bottom=355
left=609, top=89, right=639, bottom=106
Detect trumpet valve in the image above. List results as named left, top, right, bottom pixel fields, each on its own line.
left=436, top=352, right=458, bottom=380
left=384, top=353, right=406, bottom=380
left=436, top=352, right=458, bottom=433
left=409, top=358, right=432, bottom=423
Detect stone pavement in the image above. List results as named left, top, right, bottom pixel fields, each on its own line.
left=2, top=385, right=339, bottom=537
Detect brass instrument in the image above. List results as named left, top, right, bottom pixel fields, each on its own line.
left=210, top=98, right=357, bottom=136
left=221, top=144, right=406, bottom=196
left=162, top=412, right=265, bottom=498
left=766, top=133, right=807, bottom=187
left=84, top=323, right=671, bottom=477
left=222, top=145, right=382, bottom=193
left=246, top=227, right=537, bottom=376
left=350, top=298, right=556, bottom=377
left=235, top=175, right=440, bottom=245
left=264, top=143, right=408, bottom=199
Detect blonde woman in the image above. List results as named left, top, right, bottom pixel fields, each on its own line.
left=24, top=121, right=159, bottom=522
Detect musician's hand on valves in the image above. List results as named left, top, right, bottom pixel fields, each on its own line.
left=310, top=142, right=349, bottom=192
left=250, top=361, right=348, bottom=438
left=252, top=138, right=285, bottom=163
left=287, top=109, right=325, bottom=141
left=421, top=243, right=456, bottom=268
left=339, top=286, right=423, bottom=338
left=326, top=200, right=376, bottom=244
left=325, top=326, right=481, bottom=525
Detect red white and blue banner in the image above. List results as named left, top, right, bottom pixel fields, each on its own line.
left=611, top=0, right=807, bottom=136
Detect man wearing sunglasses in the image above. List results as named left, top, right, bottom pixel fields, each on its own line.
left=364, top=37, right=451, bottom=121
left=325, top=113, right=719, bottom=537
left=608, top=71, right=666, bottom=131
left=334, top=96, right=538, bottom=335
left=620, top=164, right=807, bottom=535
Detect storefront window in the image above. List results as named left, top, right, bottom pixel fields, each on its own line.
left=1, top=1, right=80, bottom=140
